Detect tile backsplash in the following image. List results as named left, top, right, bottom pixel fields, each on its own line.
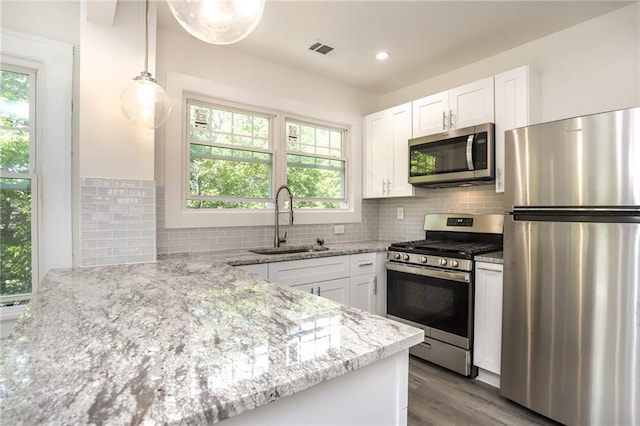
left=378, top=185, right=505, bottom=241
left=155, top=184, right=503, bottom=255
left=156, top=188, right=380, bottom=254
left=80, top=177, right=156, bottom=266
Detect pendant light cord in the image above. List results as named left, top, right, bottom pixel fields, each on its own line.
left=144, top=0, right=149, bottom=74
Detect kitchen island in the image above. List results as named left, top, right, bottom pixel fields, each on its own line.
left=0, top=250, right=422, bottom=424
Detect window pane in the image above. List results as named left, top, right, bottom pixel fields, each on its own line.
left=0, top=129, right=30, bottom=173
left=0, top=70, right=30, bottom=128
left=0, top=178, right=32, bottom=298
left=190, top=146, right=272, bottom=200
left=287, top=154, right=345, bottom=201
left=286, top=120, right=344, bottom=159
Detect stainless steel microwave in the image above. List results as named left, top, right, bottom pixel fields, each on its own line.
left=408, top=123, right=494, bottom=187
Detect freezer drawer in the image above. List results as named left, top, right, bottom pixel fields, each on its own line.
left=501, top=216, right=640, bottom=425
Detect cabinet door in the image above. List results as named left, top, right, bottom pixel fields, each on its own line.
left=473, top=262, right=503, bottom=376
left=449, top=77, right=494, bottom=129
left=412, top=91, right=448, bottom=138
left=494, top=66, right=533, bottom=193
left=295, top=277, right=351, bottom=306
left=350, top=273, right=376, bottom=313
left=363, top=110, right=389, bottom=198
left=388, top=102, right=414, bottom=197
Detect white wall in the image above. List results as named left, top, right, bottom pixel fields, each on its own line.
left=78, top=1, right=156, bottom=180
left=378, top=2, right=640, bottom=122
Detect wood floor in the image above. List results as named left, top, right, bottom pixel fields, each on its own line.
left=408, top=356, right=560, bottom=426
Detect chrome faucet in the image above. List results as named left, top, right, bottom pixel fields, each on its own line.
left=274, top=185, right=294, bottom=247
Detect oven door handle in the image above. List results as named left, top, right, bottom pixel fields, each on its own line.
left=386, top=262, right=470, bottom=283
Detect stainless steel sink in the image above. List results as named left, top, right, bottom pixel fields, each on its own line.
left=249, top=245, right=329, bottom=255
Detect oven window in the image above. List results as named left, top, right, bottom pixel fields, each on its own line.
left=387, top=269, right=470, bottom=338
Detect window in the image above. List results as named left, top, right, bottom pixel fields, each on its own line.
left=0, top=66, right=37, bottom=306
left=164, top=72, right=362, bottom=228
left=187, top=100, right=274, bottom=209
left=286, top=120, right=347, bottom=209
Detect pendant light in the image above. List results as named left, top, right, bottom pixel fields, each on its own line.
left=167, top=0, right=265, bottom=45
left=120, top=0, right=171, bottom=129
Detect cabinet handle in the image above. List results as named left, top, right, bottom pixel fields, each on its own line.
left=310, top=287, right=314, bottom=295
left=317, top=286, right=321, bottom=296
left=442, top=111, right=447, bottom=130
left=449, top=109, right=454, bottom=128
left=386, top=178, right=391, bottom=193
left=497, top=168, right=502, bottom=187
left=382, top=179, right=386, bottom=194
left=478, top=266, right=502, bottom=273
left=374, top=276, right=378, bottom=295
left=358, top=262, right=374, bottom=267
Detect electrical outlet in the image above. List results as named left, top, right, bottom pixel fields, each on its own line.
left=334, top=225, right=345, bottom=234
left=397, top=207, right=404, bottom=219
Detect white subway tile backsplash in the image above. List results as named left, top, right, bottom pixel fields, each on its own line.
left=80, top=177, right=156, bottom=267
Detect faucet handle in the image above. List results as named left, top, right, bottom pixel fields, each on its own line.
left=279, top=231, right=287, bottom=244
left=316, top=238, right=325, bottom=246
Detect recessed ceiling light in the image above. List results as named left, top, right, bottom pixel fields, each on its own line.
left=376, top=51, right=390, bottom=61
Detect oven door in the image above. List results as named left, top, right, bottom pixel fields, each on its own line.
left=386, top=261, right=472, bottom=350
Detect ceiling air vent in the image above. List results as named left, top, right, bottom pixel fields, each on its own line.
left=309, top=41, right=334, bottom=55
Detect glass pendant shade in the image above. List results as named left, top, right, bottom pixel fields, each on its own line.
left=120, top=72, right=171, bottom=129
left=167, top=0, right=265, bottom=45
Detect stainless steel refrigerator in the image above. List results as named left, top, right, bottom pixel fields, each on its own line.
left=501, top=107, right=640, bottom=425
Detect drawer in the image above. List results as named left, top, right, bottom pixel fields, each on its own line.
left=268, top=255, right=350, bottom=286
left=350, top=252, right=376, bottom=276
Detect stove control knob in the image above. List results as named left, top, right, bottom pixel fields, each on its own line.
left=420, top=256, right=428, bottom=264
left=439, top=258, right=448, bottom=266
left=450, top=260, right=459, bottom=268
left=403, top=254, right=410, bottom=261
left=393, top=253, right=401, bottom=260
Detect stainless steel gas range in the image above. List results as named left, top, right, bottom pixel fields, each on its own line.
left=386, top=213, right=503, bottom=376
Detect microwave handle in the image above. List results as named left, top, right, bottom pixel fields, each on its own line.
left=466, top=135, right=474, bottom=170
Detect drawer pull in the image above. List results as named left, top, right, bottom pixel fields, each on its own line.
left=358, top=262, right=374, bottom=267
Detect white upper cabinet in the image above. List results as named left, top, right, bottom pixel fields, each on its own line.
left=363, top=102, right=426, bottom=198
left=413, top=77, right=495, bottom=138
left=494, top=66, right=540, bottom=193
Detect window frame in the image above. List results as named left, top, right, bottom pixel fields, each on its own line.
left=0, top=29, right=73, bottom=297
left=164, top=71, right=362, bottom=229
left=284, top=116, right=349, bottom=209
left=0, top=64, right=38, bottom=304
left=185, top=98, right=276, bottom=208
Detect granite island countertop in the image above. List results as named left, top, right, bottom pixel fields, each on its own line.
left=0, top=241, right=422, bottom=425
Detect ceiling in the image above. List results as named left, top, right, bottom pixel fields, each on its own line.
left=157, top=1, right=632, bottom=95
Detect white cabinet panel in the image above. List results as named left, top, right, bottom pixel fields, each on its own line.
left=350, top=252, right=376, bottom=276
left=350, top=273, right=376, bottom=313
left=449, top=77, right=495, bottom=129
left=494, top=66, right=540, bottom=193
left=473, top=262, right=503, bottom=385
left=412, top=92, right=449, bottom=137
left=412, top=77, right=494, bottom=138
left=293, top=277, right=351, bottom=306
left=363, top=111, right=388, bottom=198
left=236, top=263, right=269, bottom=279
left=363, top=103, right=424, bottom=199
left=268, top=256, right=350, bottom=286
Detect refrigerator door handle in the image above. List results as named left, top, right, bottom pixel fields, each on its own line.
left=466, top=135, right=474, bottom=170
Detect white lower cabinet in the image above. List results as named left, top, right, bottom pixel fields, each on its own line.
left=241, top=253, right=385, bottom=315
left=473, top=261, right=504, bottom=388
left=291, top=277, right=351, bottom=306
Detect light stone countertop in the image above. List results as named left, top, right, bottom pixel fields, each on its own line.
left=0, top=240, right=422, bottom=424
left=475, top=251, right=504, bottom=264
